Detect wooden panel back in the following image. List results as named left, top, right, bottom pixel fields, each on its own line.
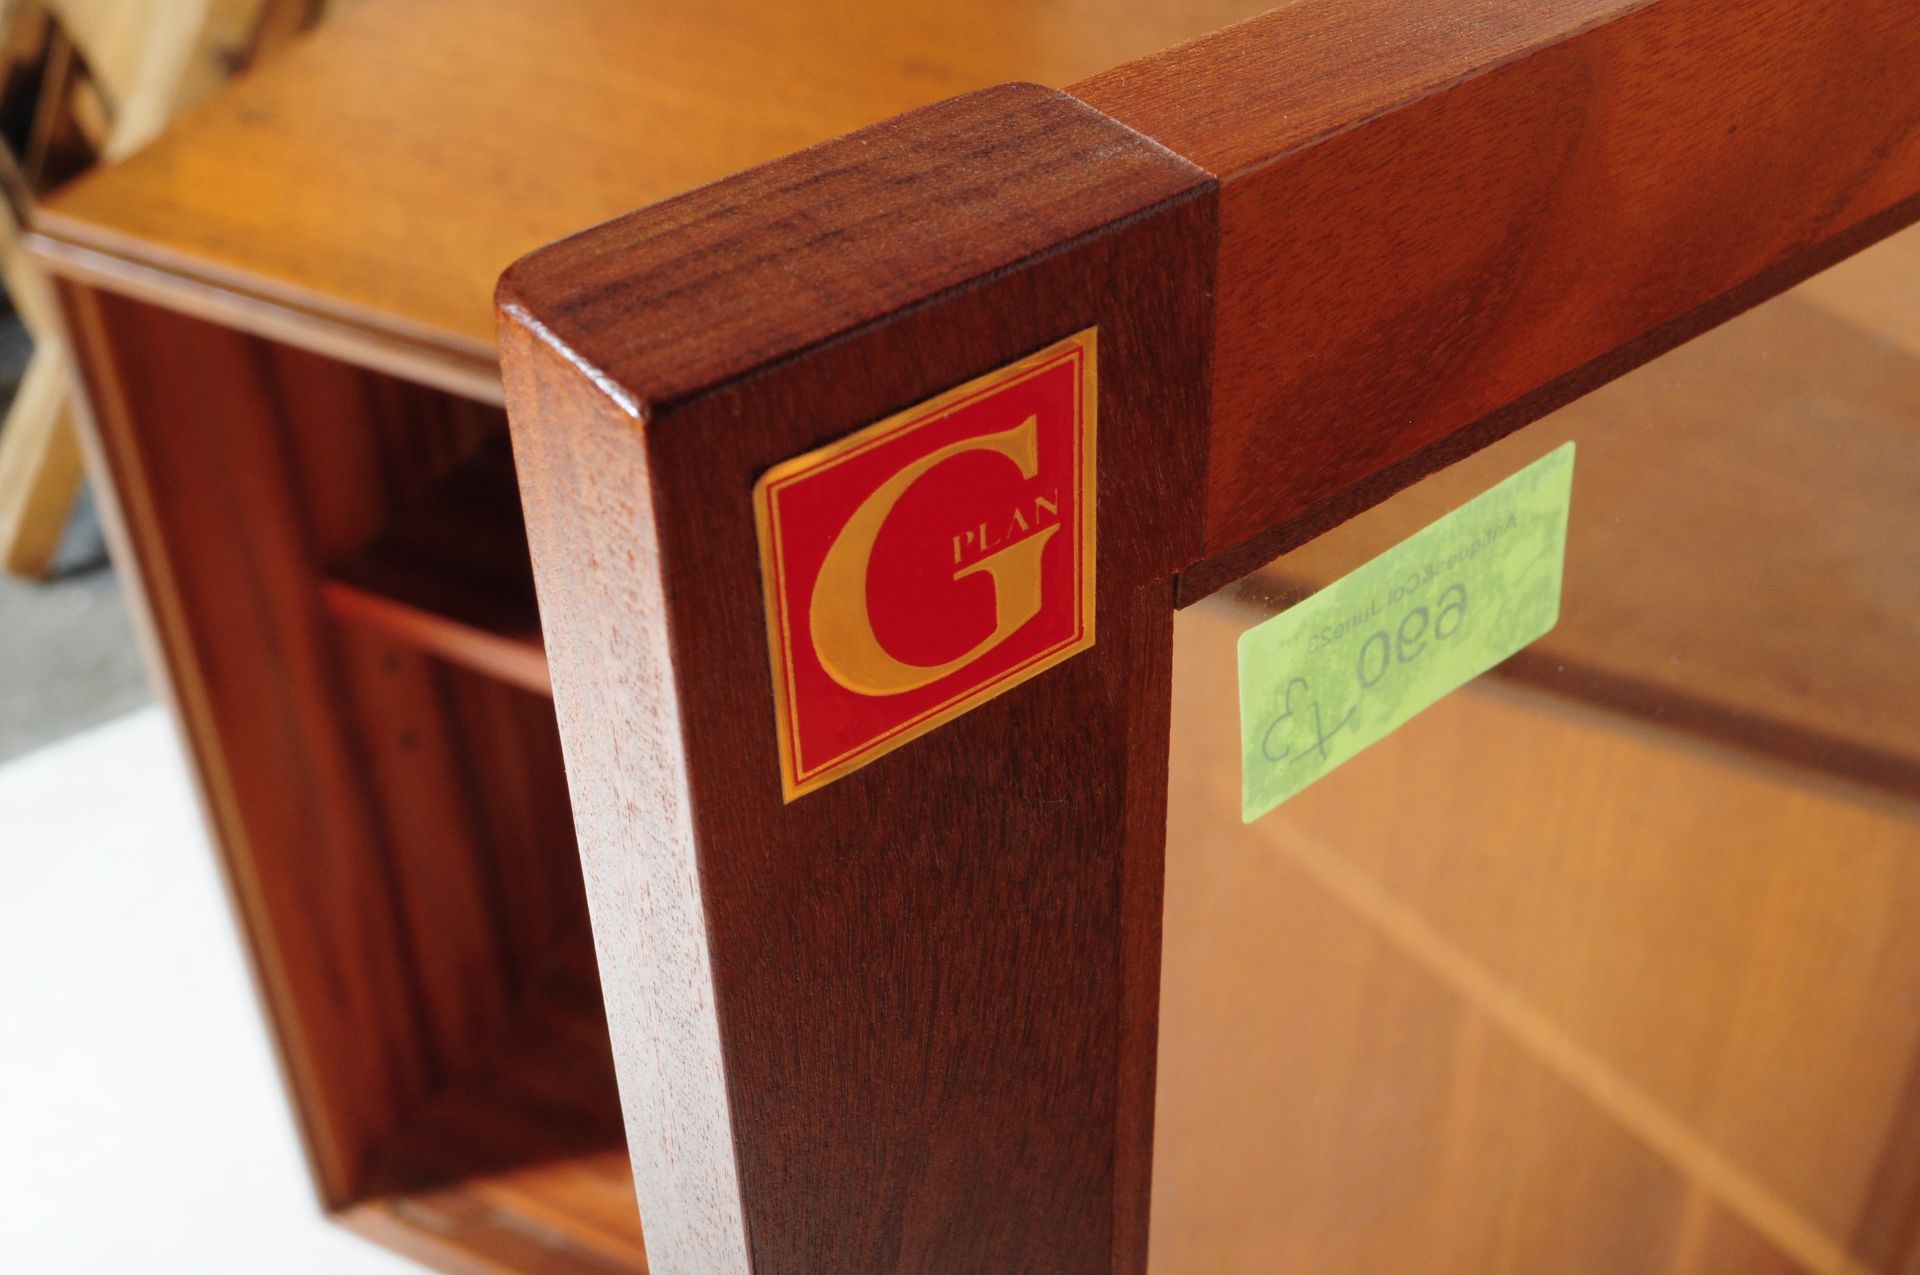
left=1149, top=223, right=1920, bottom=1274
left=1160, top=610, right=1918, bottom=1273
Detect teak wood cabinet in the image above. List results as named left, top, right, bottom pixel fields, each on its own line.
left=32, top=0, right=1920, bottom=1272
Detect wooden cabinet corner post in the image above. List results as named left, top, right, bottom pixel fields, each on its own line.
left=497, top=84, right=1217, bottom=1273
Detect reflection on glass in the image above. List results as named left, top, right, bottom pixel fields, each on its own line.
left=1152, top=225, right=1920, bottom=1275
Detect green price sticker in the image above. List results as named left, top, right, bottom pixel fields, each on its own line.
left=1239, top=442, right=1575, bottom=822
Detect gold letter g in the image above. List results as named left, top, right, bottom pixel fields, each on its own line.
left=810, top=416, right=1056, bottom=697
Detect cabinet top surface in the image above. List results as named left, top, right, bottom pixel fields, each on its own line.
left=34, top=0, right=1273, bottom=367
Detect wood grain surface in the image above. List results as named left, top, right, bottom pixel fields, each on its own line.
left=1074, top=0, right=1920, bottom=589
left=31, top=0, right=1271, bottom=385
left=33, top=0, right=1920, bottom=1270
left=501, top=84, right=1214, bottom=1273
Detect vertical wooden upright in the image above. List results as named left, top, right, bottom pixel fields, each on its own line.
left=499, top=84, right=1215, bottom=1273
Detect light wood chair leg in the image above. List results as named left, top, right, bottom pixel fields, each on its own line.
left=0, top=342, right=80, bottom=577
left=0, top=0, right=337, bottom=580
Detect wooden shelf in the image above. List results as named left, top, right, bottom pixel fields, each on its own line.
left=1242, top=246, right=1920, bottom=804
left=321, top=437, right=551, bottom=697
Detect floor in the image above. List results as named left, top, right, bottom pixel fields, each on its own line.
left=0, top=492, right=152, bottom=764
left=0, top=709, right=415, bottom=1273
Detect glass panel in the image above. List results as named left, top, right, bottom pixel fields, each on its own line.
left=1152, top=224, right=1920, bottom=1275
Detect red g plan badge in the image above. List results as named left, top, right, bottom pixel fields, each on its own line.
left=754, top=329, right=1097, bottom=800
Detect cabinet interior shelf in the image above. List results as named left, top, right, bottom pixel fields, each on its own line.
left=320, top=438, right=551, bottom=697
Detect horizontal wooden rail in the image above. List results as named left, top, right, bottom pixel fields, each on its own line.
left=1078, top=0, right=1920, bottom=596
left=496, top=2, right=1920, bottom=1271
